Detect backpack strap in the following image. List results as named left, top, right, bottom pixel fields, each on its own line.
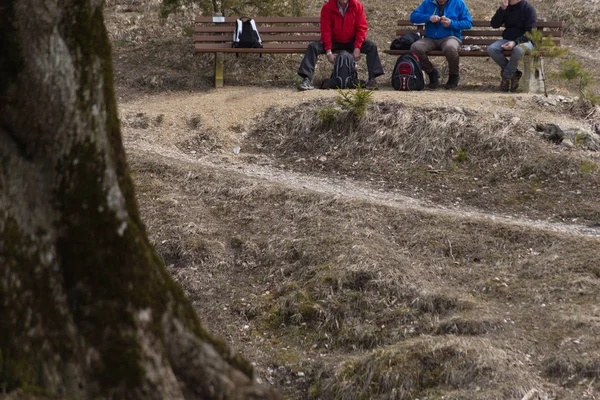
left=248, top=19, right=262, bottom=45
left=233, top=19, right=242, bottom=43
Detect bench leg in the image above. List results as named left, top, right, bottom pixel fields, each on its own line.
left=215, top=52, right=224, bottom=88
left=523, top=55, right=545, bottom=94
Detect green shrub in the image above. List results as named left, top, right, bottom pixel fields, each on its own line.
left=334, top=85, right=374, bottom=117
left=580, top=160, right=597, bottom=174
left=452, top=148, right=468, bottom=163
left=317, top=105, right=340, bottom=125
left=559, top=57, right=593, bottom=93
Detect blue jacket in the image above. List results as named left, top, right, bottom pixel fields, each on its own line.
left=410, top=0, right=472, bottom=41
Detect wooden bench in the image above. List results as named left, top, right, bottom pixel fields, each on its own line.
left=194, top=16, right=321, bottom=88
left=384, top=20, right=563, bottom=92
left=384, top=20, right=563, bottom=57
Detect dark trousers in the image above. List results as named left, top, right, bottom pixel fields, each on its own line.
left=297, top=39, right=384, bottom=81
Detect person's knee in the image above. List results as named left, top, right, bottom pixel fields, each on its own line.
left=442, top=46, right=458, bottom=57
left=512, top=45, right=525, bottom=59
left=410, top=41, right=425, bottom=54
left=308, top=41, right=321, bottom=53
left=362, top=40, right=377, bottom=52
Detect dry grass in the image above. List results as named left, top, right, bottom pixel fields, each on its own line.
left=248, top=100, right=600, bottom=223
left=318, top=337, right=540, bottom=400
left=106, top=0, right=600, bottom=398
left=129, top=143, right=600, bottom=398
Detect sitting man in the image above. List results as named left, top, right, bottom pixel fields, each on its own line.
left=409, top=0, right=472, bottom=89
left=487, top=0, right=537, bottom=92
left=297, top=0, right=384, bottom=91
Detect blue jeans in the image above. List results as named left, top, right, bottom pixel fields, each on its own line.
left=487, top=40, right=534, bottom=79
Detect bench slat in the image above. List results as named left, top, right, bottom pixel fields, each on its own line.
left=195, top=43, right=309, bottom=53
left=384, top=49, right=502, bottom=57
left=394, top=29, right=561, bottom=38
left=195, top=25, right=321, bottom=34
left=194, top=34, right=320, bottom=43
left=195, top=16, right=320, bottom=23
left=395, top=20, right=562, bottom=28
left=461, top=37, right=560, bottom=45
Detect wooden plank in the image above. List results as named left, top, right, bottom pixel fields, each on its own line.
left=194, top=34, right=320, bottom=43
left=195, top=43, right=309, bottom=53
left=393, top=29, right=423, bottom=36
left=195, top=16, right=320, bottom=24
left=396, top=19, right=562, bottom=29
left=395, top=20, right=491, bottom=27
left=536, top=21, right=563, bottom=28
left=462, top=37, right=560, bottom=45
left=461, top=39, right=498, bottom=45
left=465, top=29, right=562, bottom=37
left=394, top=29, right=560, bottom=38
left=384, top=49, right=503, bottom=57
left=195, top=26, right=321, bottom=34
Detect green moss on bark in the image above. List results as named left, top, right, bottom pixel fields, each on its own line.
left=55, top=136, right=253, bottom=390
left=0, top=217, right=72, bottom=392
left=56, top=3, right=255, bottom=379
left=1, top=3, right=254, bottom=393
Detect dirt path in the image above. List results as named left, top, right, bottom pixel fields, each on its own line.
left=120, top=88, right=600, bottom=240
left=126, top=137, right=600, bottom=238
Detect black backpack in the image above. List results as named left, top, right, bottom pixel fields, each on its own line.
left=232, top=17, right=262, bottom=48
left=391, top=53, right=425, bottom=91
left=390, top=32, right=421, bottom=50
left=321, top=51, right=359, bottom=89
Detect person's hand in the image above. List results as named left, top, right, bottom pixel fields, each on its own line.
left=501, top=41, right=516, bottom=50
left=353, top=48, right=361, bottom=61
left=430, top=15, right=441, bottom=23
left=441, top=16, right=451, bottom=27
left=327, top=52, right=335, bottom=64
left=501, top=0, right=509, bottom=9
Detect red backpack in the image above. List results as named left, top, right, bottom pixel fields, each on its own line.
left=391, top=53, right=425, bottom=91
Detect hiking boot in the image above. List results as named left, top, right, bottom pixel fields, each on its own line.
left=297, top=77, right=314, bottom=91
left=500, top=77, right=510, bottom=92
left=427, top=69, right=440, bottom=89
left=444, top=74, right=460, bottom=89
left=510, top=70, right=523, bottom=92
left=365, top=79, right=378, bottom=90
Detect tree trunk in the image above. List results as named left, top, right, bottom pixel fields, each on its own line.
left=0, top=1, right=279, bottom=399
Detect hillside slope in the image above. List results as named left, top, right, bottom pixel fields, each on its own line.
left=120, top=87, right=600, bottom=399
left=108, top=0, right=600, bottom=398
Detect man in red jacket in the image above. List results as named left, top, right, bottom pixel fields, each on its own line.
left=297, top=0, right=384, bottom=90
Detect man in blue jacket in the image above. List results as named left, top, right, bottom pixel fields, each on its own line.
left=409, top=0, right=472, bottom=89
left=487, top=0, right=536, bottom=92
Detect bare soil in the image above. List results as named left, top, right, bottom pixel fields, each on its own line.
left=109, top=1, right=600, bottom=399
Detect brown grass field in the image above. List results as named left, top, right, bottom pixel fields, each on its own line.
left=108, top=0, right=600, bottom=398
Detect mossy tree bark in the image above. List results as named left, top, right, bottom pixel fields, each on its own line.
left=0, top=1, right=279, bottom=399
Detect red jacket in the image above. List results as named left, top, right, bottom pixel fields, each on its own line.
left=320, top=0, right=368, bottom=51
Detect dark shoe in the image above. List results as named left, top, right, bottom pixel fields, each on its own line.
left=444, top=74, right=460, bottom=89
left=428, top=69, right=440, bottom=89
left=500, top=77, right=510, bottom=92
left=365, top=79, right=378, bottom=90
left=510, top=70, right=523, bottom=92
left=297, top=77, right=314, bottom=91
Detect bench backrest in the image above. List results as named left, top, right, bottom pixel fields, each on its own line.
left=194, top=16, right=321, bottom=53
left=394, top=20, right=563, bottom=47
